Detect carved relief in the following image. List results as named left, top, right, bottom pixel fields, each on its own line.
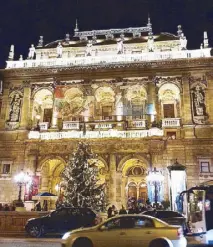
left=190, top=76, right=208, bottom=124
left=95, top=86, right=115, bottom=104
left=155, top=76, right=182, bottom=92
left=8, top=91, right=23, bottom=122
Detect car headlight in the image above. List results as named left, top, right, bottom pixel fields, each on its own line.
left=62, top=232, right=72, bottom=240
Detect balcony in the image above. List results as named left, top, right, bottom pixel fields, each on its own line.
left=63, top=121, right=80, bottom=130
left=39, top=122, right=49, bottom=131
left=128, top=119, right=146, bottom=129
left=6, top=49, right=211, bottom=69
left=28, top=128, right=164, bottom=140
left=162, top=118, right=181, bottom=128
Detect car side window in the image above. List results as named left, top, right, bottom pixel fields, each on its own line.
left=54, top=208, right=67, bottom=217
left=105, top=218, right=121, bottom=229
left=134, top=217, right=154, bottom=228
left=68, top=208, right=80, bottom=216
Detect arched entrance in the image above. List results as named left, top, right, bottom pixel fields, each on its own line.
left=120, top=158, right=148, bottom=207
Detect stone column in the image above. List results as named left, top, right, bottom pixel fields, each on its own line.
left=115, top=171, right=122, bottom=209
left=40, top=163, right=49, bottom=192
left=181, top=74, right=195, bottom=138
left=109, top=154, right=116, bottom=206
left=20, top=81, right=31, bottom=129
left=0, top=87, right=10, bottom=129
left=147, top=79, right=157, bottom=123
left=206, top=73, right=213, bottom=122
left=121, top=176, right=128, bottom=207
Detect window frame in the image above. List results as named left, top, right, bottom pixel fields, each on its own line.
left=198, top=158, right=212, bottom=173
left=0, top=160, right=12, bottom=175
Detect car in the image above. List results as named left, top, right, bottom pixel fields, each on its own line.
left=141, top=210, right=187, bottom=234
left=25, top=207, right=100, bottom=237
left=61, top=214, right=187, bottom=247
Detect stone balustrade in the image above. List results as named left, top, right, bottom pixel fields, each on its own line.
left=63, top=121, right=80, bottom=130
left=162, top=118, right=181, bottom=127
left=28, top=128, right=163, bottom=140
left=95, top=123, right=113, bottom=129
left=39, top=122, right=49, bottom=131
left=0, top=211, right=48, bottom=236
left=6, top=49, right=211, bottom=69
left=0, top=211, right=107, bottom=236
left=131, top=119, right=146, bottom=128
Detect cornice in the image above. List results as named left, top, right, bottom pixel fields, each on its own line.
left=2, top=57, right=213, bottom=78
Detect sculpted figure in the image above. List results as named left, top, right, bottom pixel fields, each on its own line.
left=179, top=33, right=187, bottom=50
left=86, top=41, right=93, bottom=56
left=28, top=44, right=36, bottom=59
left=147, top=32, right=154, bottom=52
left=57, top=42, right=63, bottom=58
left=193, top=86, right=205, bottom=116
left=9, top=94, right=22, bottom=122
left=117, top=39, right=124, bottom=54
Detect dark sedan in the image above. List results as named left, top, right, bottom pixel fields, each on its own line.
left=25, top=207, right=99, bottom=237
left=141, top=210, right=187, bottom=233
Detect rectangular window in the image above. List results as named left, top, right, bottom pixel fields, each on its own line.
left=132, top=105, right=143, bottom=118
left=163, top=104, right=175, bottom=118
left=102, top=106, right=112, bottom=120
left=2, top=164, right=11, bottom=174
left=200, top=161, right=210, bottom=173
left=43, top=108, right=52, bottom=123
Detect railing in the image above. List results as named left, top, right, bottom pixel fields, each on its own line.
left=95, top=123, right=113, bottom=129
left=131, top=120, right=146, bottom=128
left=28, top=128, right=163, bottom=140
left=6, top=49, right=211, bottom=69
left=162, top=118, right=181, bottom=127
left=39, top=122, right=49, bottom=131
left=63, top=121, right=79, bottom=130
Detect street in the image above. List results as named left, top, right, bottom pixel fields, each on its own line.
left=0, top=238, right=61, bottom=247
left=0, top=237, right=211, bottom=247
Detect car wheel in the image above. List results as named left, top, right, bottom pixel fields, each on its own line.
left=27, top=225, right=43, bottom=238
left=149, top=238, right=172, bottom=247
left=72, top=238, right=93, bottom=247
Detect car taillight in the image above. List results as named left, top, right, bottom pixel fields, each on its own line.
left=177, top=227, right=183, bottom=238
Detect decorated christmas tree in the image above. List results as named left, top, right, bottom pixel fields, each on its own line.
left=62, top=142, right=106, bottom=212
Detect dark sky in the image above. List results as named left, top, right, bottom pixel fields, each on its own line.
left=0, top=0, right=213, bottom=68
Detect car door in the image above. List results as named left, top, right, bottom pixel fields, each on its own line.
left=125, top=216, right=157, bottom=247
left=91, top=217, right=128, bottom=247
left=46, top=208, right=69, bottom=233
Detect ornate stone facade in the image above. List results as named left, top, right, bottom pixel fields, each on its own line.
left=0, top=22, right=213, bottom=209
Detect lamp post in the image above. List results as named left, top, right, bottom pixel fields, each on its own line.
left=14, top=170, right=32, bottom=206
left=146, top=167, right=164, bottom=206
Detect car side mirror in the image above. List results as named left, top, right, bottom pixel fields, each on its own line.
left=99, top=225, right=108, bottom=231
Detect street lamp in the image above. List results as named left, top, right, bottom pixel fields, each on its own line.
left=146, top=167, right=164, bottom=206
left=14, top=170, right=32, bottom=206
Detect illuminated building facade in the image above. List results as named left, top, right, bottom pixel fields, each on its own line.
left=0, top=19, right=213, bottom=209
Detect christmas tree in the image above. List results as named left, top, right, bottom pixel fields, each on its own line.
left=62, top=142, right=106, bottom=212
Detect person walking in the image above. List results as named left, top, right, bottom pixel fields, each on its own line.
left=119, top=205, right=127, bottom=215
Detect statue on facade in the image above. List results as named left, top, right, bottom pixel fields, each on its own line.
left=117, top=39, right=124, bottom=54
left=28, top=44, right=36, bottom=59
left=86, top=41, right=93, bottom=56
left=37, top=36, right=44, bottom=47
left=8, top=45, right=14, bottom=60
left=57, top=42, right=63, bottom=58
left=9, top=94, right=22, bottom=122
left=193, top=85, right=206, bottom=116
left=147, top=32, right=154, bottom=52
left=179, top=33, right=187, bottom=50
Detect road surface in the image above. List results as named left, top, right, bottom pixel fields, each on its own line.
left=0, top=237, right=211, bottom=247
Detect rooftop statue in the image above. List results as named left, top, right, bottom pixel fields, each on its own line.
left=179, top=33, right=187, bottom=50
left=117, top=39, right=124, bottom=54
left=8, top=45, right=14, bottom=61
left=86, top=41, right=93, bottom=56
left=57, top=42, right=63, bottom=58
left=147, top=32, right=154, bottom=52
left=28, top=44, right=36, bottom=59
left=37, top=36, right=44, bottom=47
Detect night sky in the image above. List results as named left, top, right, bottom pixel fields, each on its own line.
left=0, top=0, right=213, bottom=68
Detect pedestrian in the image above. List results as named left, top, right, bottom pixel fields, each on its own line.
left=119, top=205, right=127, bottom=215
left=35, top=201, right=41, bottom=211
left=107, top=206, right=113, bottom=218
